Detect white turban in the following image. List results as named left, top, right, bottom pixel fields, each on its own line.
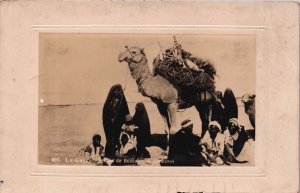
left=229, top=118, right=240, bottom=127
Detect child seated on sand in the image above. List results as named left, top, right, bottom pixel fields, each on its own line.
left=83, top=134, right=104, bottom=164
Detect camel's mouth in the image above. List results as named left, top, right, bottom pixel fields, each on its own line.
left=118, top=51, right=130, bottom=63
left=118, top=52, right=124, bottom=62
left=241, top=94, right=252, bottom=104
left=118, top=58, right=125, bottom=63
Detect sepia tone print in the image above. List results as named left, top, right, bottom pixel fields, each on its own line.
left=38, top=33, right=255, bottom=166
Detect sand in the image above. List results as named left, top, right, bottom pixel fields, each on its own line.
left=38, top=99, right=254, bottom=166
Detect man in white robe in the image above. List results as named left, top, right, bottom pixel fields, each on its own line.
left=200, top=121, right=225, bottom=165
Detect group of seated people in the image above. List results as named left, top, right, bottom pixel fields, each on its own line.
left=202, top=118, right=251, bottom=165
left=82, top=116, right=252, bottom=166
left=82, top=102, right=151, bottom=166
left=82, top=121, right=147, bottom=166
left=168, top=118, right=252, bottom=166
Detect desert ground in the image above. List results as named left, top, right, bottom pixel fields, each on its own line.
left=38, top=98, right=255, bottom=166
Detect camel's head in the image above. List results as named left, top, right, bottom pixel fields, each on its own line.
left=241, top=94, right=255, bottom=105
left=118, top=46, right=145, bottom=64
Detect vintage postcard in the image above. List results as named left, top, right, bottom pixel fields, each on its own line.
left=0, top=1, right=298, bottom=193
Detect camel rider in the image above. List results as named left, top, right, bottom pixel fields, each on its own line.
left=161, top=46, right=202, bottom=72
left=172, top=36, right=204, bottom=72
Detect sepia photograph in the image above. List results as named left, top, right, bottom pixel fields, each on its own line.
left=0, top=1, right=298, bottom=193
left=39, top=34, right=256, bottom=167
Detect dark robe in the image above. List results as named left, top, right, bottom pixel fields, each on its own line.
left=102, top=84, right=130, bottom=159
left=166, top=128, right=204, bottom=166
left=223, top=127, right=250, bottom=164
left=232, top=127, right=250, bottom=157
left=132, top=102, right=151, bottom=158
left=222, top=88, right=238, bottom=126
left=211, top=88, right=238, bottom=132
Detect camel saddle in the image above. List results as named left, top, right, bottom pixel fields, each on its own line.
left=154, top=57, right=216, bottom=92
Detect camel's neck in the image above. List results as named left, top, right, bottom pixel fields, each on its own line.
left=128, top=57, right=152, bottom=85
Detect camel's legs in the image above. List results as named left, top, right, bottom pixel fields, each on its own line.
left=166, top=102, right=178, bottom=159
left=156, top=103, right=171, bottom=135
left=195, top=91, right=217, bottom=138
left=156, top=103, right=171, bottom=153
left=167, top=103, right=177, bottom=135
left=156, top=102, right=178, bottom=157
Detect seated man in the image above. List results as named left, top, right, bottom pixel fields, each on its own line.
left=161, top=43, right=203, bottom=72
left=83, top=134, right=104, bottom=164
left=200, top=121, right=226, bottom=165
left=163, top=119, right=204, bottom=166
left=223, top=118, right=251, bottom=163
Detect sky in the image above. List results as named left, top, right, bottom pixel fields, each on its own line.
left=39, top=33, right=256, bottom=106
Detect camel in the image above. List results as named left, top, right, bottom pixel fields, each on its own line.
left=118, top=46, right=216, bottom=155
left=241, top=94, right=255, bottom=129
left=242, top=94, right=255, bottom=139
